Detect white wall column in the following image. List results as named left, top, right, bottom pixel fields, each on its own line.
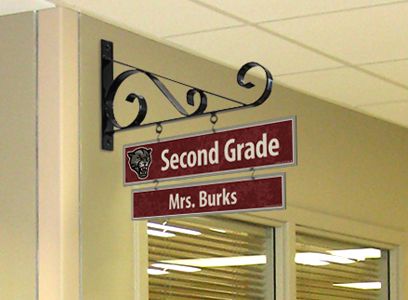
left=38, top=8, right=80, bottom=300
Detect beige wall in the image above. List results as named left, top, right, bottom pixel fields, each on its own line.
left=79, top=14, right=408, bottom=300
left=0, top=12, right=37, bottom=299
left=1, top=9, right=407, bottom=299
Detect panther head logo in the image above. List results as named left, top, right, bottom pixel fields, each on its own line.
left=127, top=147, right=152, bottom=179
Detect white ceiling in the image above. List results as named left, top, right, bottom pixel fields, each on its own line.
left=4, top=0, right=408, bottom=128
left=0, top=0, right=54, bottom=16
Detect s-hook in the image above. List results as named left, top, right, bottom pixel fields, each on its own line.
left=210, top=113, right=218, bottom=133
left=156, top=122, right=163, bottom=143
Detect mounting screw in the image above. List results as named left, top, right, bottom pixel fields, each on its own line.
left=102, top=40, right=113, bottom=60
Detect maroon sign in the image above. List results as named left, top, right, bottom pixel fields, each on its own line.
left=124, top=117, right=296, bottom=185
left=132, top=174, right=285, bottom=219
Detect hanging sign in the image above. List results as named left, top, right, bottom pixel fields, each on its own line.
left=124, top=117, right=296, bottom=185
left=132, top=174, right=285, bottom=219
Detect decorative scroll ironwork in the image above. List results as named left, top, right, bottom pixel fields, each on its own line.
left=101, top=39, right=273, bottom=150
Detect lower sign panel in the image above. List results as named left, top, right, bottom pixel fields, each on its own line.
left=132, top=174, right=285, bottom=219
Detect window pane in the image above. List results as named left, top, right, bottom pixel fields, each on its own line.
left=296, top=233, right=389, bottom=300
left=148, top=216, right=274, bottom=299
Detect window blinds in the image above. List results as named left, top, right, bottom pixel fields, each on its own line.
left=148, top=216, right=272, bottom=300
left=296, top=234, right=389, bottom=300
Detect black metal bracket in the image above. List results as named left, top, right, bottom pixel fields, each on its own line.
left=101, top=39, right=273, bottom=151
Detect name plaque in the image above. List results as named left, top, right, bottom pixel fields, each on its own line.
left=132, top=174, right=285, bottom=219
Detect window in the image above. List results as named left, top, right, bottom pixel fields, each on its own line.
left=296, top=233, right=389, bottom=299
left=147, top=216, right=274, bottom=299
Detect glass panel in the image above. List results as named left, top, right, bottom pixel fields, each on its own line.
left=148, top=216, right=274, bottom=300
left=296, top=233, right=389, bottom=300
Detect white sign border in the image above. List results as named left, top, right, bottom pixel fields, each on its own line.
left=131, top=172, right=286, bottom=220
left=123, top=115, right=297, bottom=187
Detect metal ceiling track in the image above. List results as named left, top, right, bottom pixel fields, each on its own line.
left=101, top=39, right=273, bottom=151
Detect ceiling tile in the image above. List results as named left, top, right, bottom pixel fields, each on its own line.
left=277, top=68, right=408, bottom=107
left=262, top=2, right=408, bottom=64
left=362, top=60, right=408, bottom=88
left=167, top=26, right=341, bottom=76
left=0, top=0, right=54, bottom=16
left=358, top=102, right=408, bottom=128
left=198, top=0, right=399, bottom=23
left=54, top=0, right=241, bottom=37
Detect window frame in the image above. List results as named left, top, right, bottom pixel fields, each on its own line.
left=134, top=209, right=402, bottom=300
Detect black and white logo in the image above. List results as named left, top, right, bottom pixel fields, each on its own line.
left=127, top=147, right=152, bottom=179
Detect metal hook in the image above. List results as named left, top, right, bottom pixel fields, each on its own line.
left=153, top=179, right=159, bottom=191
left=162, top=219, right=169, bottom=232
left=156, top=122, right=163, bottom=142
left=250, top=167, right=256, bottom=180
left=210, top=113, right=218, bottom=133
left=161, top=218, right=168, bottom=233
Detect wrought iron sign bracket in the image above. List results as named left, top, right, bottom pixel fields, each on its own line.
left=101, top=39, right=273, bottom=151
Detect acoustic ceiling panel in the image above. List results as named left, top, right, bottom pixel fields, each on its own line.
left=277, top=67, right=408, bottom=107
left=167, top=26, right=341, bottom=76
left=47, top=0, right=241, bottom=37
left=262, top=2, right=408, bottom=64
left=196, top=0, right=401, bottom=23
left=362, top=60, right=408, bottom=89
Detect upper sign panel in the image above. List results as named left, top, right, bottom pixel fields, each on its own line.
left=124, top=117, right=296, bottom=185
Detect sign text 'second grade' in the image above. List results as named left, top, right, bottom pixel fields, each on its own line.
left=161, top=132, right=280, bottom=171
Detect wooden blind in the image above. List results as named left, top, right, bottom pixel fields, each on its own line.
left=296, top=234, right=389, bottom=300
left=148, top=216, right=272, bottom=300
